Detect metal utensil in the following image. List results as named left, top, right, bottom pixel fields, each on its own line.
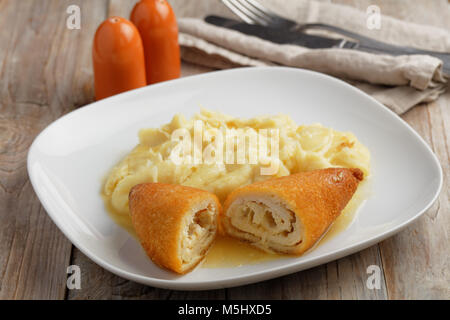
left=206, top=15, right=348, bottom=49
left=220, top=0, right=450, bottom=75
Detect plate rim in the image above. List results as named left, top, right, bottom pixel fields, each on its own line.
left=27, top=66, right=443, bottom=290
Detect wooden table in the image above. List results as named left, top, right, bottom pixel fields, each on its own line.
left=0, top=0, right=448, bottom=300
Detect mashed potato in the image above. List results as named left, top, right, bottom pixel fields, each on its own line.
left=103, top=109, right=370, bottom=221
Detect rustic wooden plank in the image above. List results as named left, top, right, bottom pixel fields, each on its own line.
left=0, top=0, right=107, bottom=299
left=226, top=246, right=388, bottom=300
left=68, top=248, right=226, bottom=299
left=378, top=93, right=450, bottom=299
left=67, top=249, right=171, bottom=300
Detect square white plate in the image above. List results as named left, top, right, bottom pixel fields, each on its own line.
left=28, top=67, right=442, bottom=290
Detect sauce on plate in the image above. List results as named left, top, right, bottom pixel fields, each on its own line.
left=104, top=179, right=370, bottom=268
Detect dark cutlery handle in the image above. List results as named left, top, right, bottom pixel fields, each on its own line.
left=299, top=23, right=450, bottom=75
left=356, top=42, right=450, bottom=75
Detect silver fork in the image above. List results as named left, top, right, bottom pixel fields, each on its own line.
left=222, top=0, right=296, bottom=29
left=221, top=0, right=450, bottom=75
left=222, top=0, right=363, bottom=38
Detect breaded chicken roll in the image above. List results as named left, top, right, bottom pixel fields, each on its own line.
left=222, top=168, right=363, bottom=255
left=129, top=183, right=221, bottom=274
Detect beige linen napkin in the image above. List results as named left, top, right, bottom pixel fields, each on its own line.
left=171, top=0, right=449, bottom=114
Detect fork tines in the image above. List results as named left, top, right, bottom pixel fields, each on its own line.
left=222, top=0, right=275, bottom=25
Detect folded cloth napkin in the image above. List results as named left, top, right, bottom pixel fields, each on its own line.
left=171, top=0, right=449, bottom=114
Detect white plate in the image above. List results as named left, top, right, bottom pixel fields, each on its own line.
left=28, top=67, right=442, bottom=290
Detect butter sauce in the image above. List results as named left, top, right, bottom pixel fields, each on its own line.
left=104, top=179, right=370, bottom=268
left=318, top=178, right=370, bottom=245
left=202, top=178, right=370, bottom=268
left=202, top=235, right=281, bottom=268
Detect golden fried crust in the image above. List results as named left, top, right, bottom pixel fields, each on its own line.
left=222, top=168, right=363, bottom=255
left=129, top=183, right=221, bottom=274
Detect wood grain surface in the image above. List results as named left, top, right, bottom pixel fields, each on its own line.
left=0, top=0, right=448, bottom=300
